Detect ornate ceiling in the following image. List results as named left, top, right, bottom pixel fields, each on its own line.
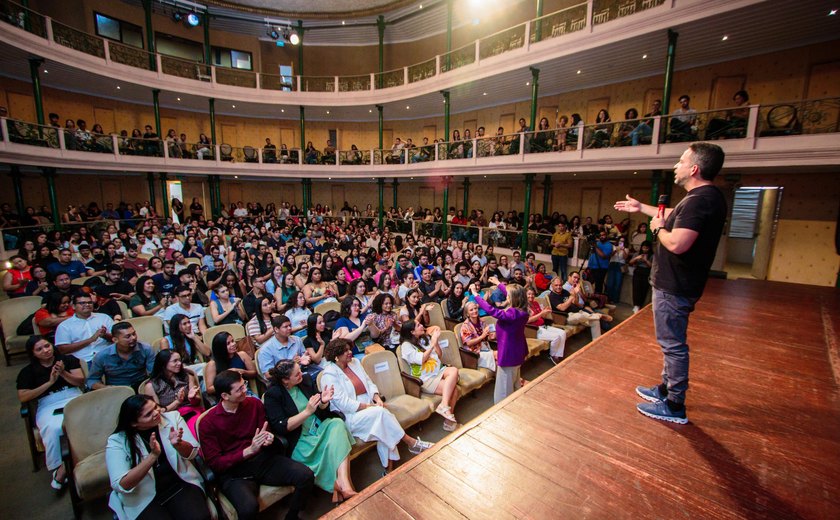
left=201, top=0, right=419, bottom=19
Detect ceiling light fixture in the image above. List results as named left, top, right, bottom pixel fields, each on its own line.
left=43, top=69, right=48, bottom=73
left=341, top=21, right=345, bottom=25
left=232, top=104, right=236, bottom=108
left=177, top=97, right=181, bottom=101
left=577, top=70, right=581, bottom=74
left=721, top=35, right=728, bottom=41
left=830, top=9, right=838, bottom=15
left=281, top=109, right=285, bottom=113
left=116, top=85, right=121, bottom=89
left=642, top=54, right=647, bottom=59
left=326, top=110, right=330, bottom=114
left=526, top=81, right=530, bottom=86
left=483, top=92, right=487, bottom=95
left=406, top=105, right=410, bottom=109
left=289, top=30, right=300, bottom=45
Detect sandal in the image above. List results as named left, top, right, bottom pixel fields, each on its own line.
left=435, top=404, right=456, bottom=423
left=442, top=419, right=458, bottom=432
left=50, top=470, right=66, bottom=491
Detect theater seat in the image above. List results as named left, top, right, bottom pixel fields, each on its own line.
left=394, top=344, right=443, bottom=412
left=361, top=350, right=433, bottom=427
left=0, top=295, right=43, bottom=365
left=436, top=330, right=489, bottom=395
left=61, top=386, right=135, bottom=519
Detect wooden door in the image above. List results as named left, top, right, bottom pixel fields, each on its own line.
left=710, top=76, right=746, bottom=109
left=580, top=188, right=601, bottom=221
left=587, top=98, right=610, bottom=123
left=93, top=108, right=116, bottom=134
left=751, top=188, right=780, bottom=280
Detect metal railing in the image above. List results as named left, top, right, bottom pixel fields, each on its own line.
left=0, top=0, right=670, bottom=96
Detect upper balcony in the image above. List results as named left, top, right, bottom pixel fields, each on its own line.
left=2, top=100, right=839, bottom=178
left=0, top=0, right=837, bottom=119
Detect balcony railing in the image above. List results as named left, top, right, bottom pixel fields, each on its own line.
left=0, top=0, right=674, bottom=97
left=2, top=99, right=838, bottom=175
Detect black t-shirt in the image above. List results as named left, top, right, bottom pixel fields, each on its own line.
left=243, top=292, right=274, bottom=320
left=17, top=354, right=82, bottom=395
left=418, top=279, right=440, bottom=303
left=652, top=185, right=727, bottom=298
left=96, top=280, right=134, bottom=299
left=361, top=277, right=376, bottom=293
left=548, top=289, right=582, bottom=314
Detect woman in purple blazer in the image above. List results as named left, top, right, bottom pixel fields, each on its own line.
left=470, top=279, right=529, bottom=403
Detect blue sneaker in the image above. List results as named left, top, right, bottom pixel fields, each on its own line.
left=636, top=400, right=688, bottom=424
left=635, top=385, right=666, bottom=403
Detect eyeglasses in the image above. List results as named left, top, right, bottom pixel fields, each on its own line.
left=75, top=301, right=93, bottom=306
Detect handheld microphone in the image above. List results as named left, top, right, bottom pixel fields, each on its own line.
left=657, top=194, right=669, bottom=219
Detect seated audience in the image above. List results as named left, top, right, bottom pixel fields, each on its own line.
left=34, top=291, right=74, bottom=343
left=263, top=360, right=357, bottom=502
left=459, top=302, right=497, bottom=372
left=257, top=315, right=313, bottom=380
left=333, top=297, right=376, bottom=359
left=161, top=314, right=210, bottom=367
left=526, top=287, right=567, bottom=364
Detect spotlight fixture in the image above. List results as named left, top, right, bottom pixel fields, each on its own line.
left=289, top=30, right=300, bottom=45
left=267, top=27, right=280, bottom=40
left=186, top=12, right=200, bottom=27
left=172, top=10, right=184, bottom=23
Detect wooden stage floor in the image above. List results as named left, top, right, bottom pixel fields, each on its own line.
left=325, top=279, right=840, bottom=519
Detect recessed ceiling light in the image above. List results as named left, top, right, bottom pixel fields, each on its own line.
left=232, top=105, right=236, bottom=108
left=483, top=175, right=487, bottom=178
left=633, top=171, right=637, bottom=175
left=410, top=177, right=413, bottom=180
left=573, top=173, right=577, bottom=176
left=721, top=35, right=728, bottom=41
left=341, top=21, right=345, bottom=25
left=526, top=81, right=530, bottom=86
left=830, top=9, right=838, bottom=15
left=281, top=109, right=284, bottom=113
left=406, top=105, right=410, bottom=109
left=43, top=69, right=48, bottom=73
left=116, top=86, right=121, bottom=90
left=419, top=4, right=423, bottom=8
left=577, top=70, right=581, bottom=74
left=177, top=97, right=181, bottom=101
left=483, top=92, right=487, bottom=96
left=326, top=110, right=330, bottom=114
left=234, top=175, right=239, bottom=179
left=642, top=54, right=647, bottom=59
left=369, top=109, right=372, bottom=113
left=328, top=177, right=332, bottom=180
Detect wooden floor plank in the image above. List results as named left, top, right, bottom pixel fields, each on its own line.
left=326, top=280, right=840, bottom=520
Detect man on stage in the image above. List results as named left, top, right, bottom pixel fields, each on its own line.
left=614, top=142, right=727, bottom=424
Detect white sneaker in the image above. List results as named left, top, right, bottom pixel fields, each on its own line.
left=409, top=437, right=434, bottom=454
left=632, top=306, right=639, bottom=313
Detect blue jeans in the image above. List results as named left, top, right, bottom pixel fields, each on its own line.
left=630, top=123, right=652, bottom=146
left=551, top=255, right=568, bottom=281
left=606, top=262, right=623, bottom=303
left=652, top=288, right=699, bottom=404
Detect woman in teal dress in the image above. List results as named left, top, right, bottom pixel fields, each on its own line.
left=263, top=359, right=358, bottom=503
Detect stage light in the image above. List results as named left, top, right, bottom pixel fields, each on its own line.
left=289, top=30, right=300, bottom=45
left=268, top=27, right=280, bottom=40
left=172, top=11, right=184, bottom=23
left=186, top=13, right=200, bottom=27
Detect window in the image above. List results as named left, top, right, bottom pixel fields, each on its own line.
left=279, top=65, right=293, bottom=91
left=94, top=13, right=144, bottom=48
left=212, top=47, right=253, bottom=70
left=155, top=32, right=203, bottom=61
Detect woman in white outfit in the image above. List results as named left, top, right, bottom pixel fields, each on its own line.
left=526, top=287, right=568, bottom=364
left=17, top=336, right=85, bottom=490
left=320, top=338, right=433, bottom=474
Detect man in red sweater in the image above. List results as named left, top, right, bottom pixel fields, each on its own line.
left=199, top=370, right=313, bottom=520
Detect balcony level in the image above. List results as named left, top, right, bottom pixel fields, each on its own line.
left=1, top=100, right=839, bottom=179
left=0, top=0, right=837, bottom=121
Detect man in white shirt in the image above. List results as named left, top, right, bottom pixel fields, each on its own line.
left=55, top=293, right=115, bottom=363
left=162, top=285, right=207, bottom=335
left=256, top=315, right=309, bottom=381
